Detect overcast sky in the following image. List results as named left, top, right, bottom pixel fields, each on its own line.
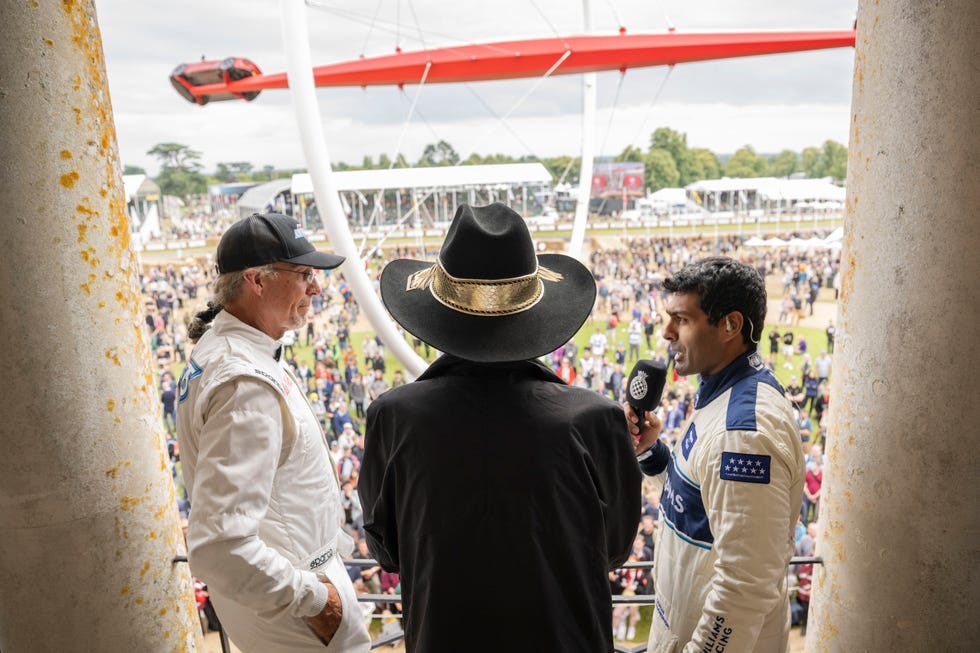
left=94, top=0, right=858, bottom=176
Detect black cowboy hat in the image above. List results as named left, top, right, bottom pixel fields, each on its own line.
left=380, top=203, right=596, bottom=363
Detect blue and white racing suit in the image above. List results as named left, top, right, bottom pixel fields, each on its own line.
left=641, top=350, right=804, bottom=653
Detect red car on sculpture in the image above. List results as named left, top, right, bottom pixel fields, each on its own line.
left=170, top=57, right=262, bottom=105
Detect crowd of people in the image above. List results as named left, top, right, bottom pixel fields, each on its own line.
left=146, top=223, right=839, bottom=645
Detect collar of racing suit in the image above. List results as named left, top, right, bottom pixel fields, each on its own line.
left=694, top=349, right=768, bottom=410
left=210, top=310, right=284, bottom=362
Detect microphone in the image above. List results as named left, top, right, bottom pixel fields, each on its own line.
left=626, top=359, right=668, bottom=416
left=626, top=359, right=670, bottom=474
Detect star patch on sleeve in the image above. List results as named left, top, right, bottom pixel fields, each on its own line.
left=720, top=451, right=771, bottom=484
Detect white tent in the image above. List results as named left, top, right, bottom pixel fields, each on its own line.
left=291, top=163, right=552, bottom=195
left=236, top=178, right=292, bottom=216
left=824, top=226, right=844, bottom=243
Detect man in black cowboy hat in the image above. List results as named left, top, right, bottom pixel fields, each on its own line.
left=359, top=203, right=642, bottom=653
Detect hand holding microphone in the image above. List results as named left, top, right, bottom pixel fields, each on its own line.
left=624, top=359, right=671, bottom=474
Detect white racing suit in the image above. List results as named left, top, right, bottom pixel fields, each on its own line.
left=641, top=351, right=804, bottom=653
left=176, top=311, right=371, bottom=652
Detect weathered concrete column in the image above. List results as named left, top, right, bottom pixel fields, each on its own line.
left=0, top=2, right=201, bottom=651
left=808, top=1, right=980, bottom=650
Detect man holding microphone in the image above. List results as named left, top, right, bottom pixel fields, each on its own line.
left=626, top=257, right=804, bottom=653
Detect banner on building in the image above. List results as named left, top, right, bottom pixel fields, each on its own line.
left=591, top=161, right=645, bottom=197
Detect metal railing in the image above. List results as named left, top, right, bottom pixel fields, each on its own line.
left=174, top=554, right=823, bottom=651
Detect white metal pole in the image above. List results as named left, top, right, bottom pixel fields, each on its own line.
left=280, top=0, right=426, bottom=378
left=568, top=0, right=596, bottom=262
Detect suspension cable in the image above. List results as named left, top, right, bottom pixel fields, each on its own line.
left=459, top=84, right=547, bottom=166
left=658, top=0, right=675, bottom=31
left=628, top=64, right=674, bottom=148
left=529, top=0, right=564, bottom=39
left=388, top=59, right=432, bottom=170
left=464, top=49, right=571, bottom=159
left=363, top=189, right=437, bottom=257
left=404, top=100, right=442, bottom=143
left=597, top=68, right=627, bottom=159
left=357, top=0, right=386, bottom=57
left=395, top=0, right=401, bottom=50
left=308, top=2, right=514, bottom=54
left=601, top=0, right=624, bottom=32
left=406, top=0, right=427, bottom=50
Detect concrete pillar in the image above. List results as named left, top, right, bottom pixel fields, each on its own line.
left=0, top=2, right=201, bottom=651
left=807, top=1, right=980, bottom=650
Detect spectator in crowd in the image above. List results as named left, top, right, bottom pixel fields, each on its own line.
left=802, top=458, right=823, bottom=525
left=347, top=538, right=381, bottom=595
left=814, top=382, right=832, bottom=424
left=332, top=401, right=357, bottom=439
left=785, top=375, right=805, bottom=413
left=815, top=351, right=832, bottom=385
left=769, top=327, right=781, bottom=363
left=627, top=317, right=643, bottom=362
left=361, top=203, right=641, bottom=653
left=348, top=372, right=367, bottom=420
left=579, top=348, right=596, bottom=390
left=610, top=534, right=654, bottom=641
left=390, top=369, right=406, bottom=388
left=160, top=371, right=177, bottom=436
left=590, top=325, right=608, bottom=360
left=367, top=368, right=390, bottom=403
left=802, top=370, right=821, bottom=416
left=175, top=212, right=370, bottom=652
left=638, top=513, right=657, bottom=553
left=337, top=445, right=360, bottom=484
left=557, top=356, right=576, bottom=385
left=794, top=522, right=818, bottom=636
left=641, top=491, right=661, bottom=522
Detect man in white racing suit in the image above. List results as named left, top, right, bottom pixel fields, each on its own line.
left=176, top=213, right=371, bottom=652
left=627, top=257, right=804, bottom=653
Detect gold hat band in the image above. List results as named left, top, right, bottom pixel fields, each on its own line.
left=405, top=260, right=564, bottom=316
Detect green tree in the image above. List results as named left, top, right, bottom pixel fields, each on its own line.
left=147, top=142, right=202, bottom=172
left=822, top=140, right=848, bottom=182
left=799, top=141, right=847, bottom=181
left=769, top=149, right=799, bottom=178
left=614, top=145, right=645, bottom=162
left=228, top=162, right=253, bottom=179
left=155, top=168, right=207, bottom=197
left=123, top=164, right=146, bottom=175
left=689, top=148, right=722, bottom=180
left=725, top=145, right=769, bottom=178
left=541, top=155, right=580, bottom=184
left=644, top=149, right=680, bottom=191
left=214, top=163, right=235, bottom=183
left=649, top=127, right=687, bottom=164
left=148, top=142, right=206, bottom=197
left=801, top=146, right=824, bottom=178
left=418, top=140, right=460, bottom=166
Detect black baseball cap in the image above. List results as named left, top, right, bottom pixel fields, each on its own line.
left=215, top=213, right=344, bottom=273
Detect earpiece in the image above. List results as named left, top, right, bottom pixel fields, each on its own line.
left=725, top=319, right=735, bottom=333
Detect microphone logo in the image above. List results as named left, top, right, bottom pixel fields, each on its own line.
left=629, top=370, right=649, bottom=401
